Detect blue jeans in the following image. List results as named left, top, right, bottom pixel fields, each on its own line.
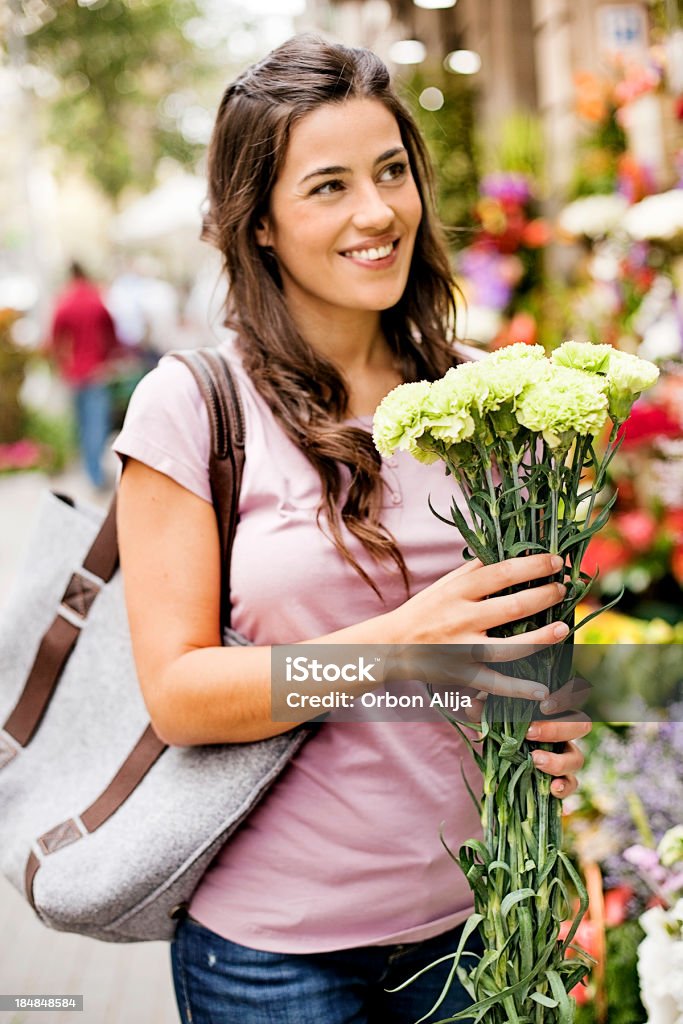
left=73, top=382, right=112, bottom=488
left=170, top=915, right=484, bottom=1024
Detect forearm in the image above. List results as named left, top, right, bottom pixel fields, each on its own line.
left=155, top=610, right=400, bottom=746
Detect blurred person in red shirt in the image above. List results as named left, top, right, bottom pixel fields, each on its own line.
left=47, top=261, right=120, bottom=491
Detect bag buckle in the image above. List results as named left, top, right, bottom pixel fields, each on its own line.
left=58, top=571, right=101, bottom=627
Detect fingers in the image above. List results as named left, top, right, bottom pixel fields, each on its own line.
left=526, top=715, right=592, bottom=743
left=477, top=582, right=567, bottom=632
left=460, top=554, right=563, bottom=601
left=451, top=557, right=483, bottom=578
left=552, top=774, right=577, bottom=799
left=536, top=677, right=592, bottom=716
left=530, top=740, right=584, bottom=777
left=462, top=695, right=488, bottom=723
left=480, top=620, right=570, bottom=660
left=461, top=665, right=550, bottom=702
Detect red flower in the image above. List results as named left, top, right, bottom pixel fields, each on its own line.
left=603, top=885, right=634, bottom=927
left=582, top=536, right=630, bottom=577
left=672, top=544, right=683, bottom=586
left=615, top=510, right=657, bottom=552
left=522, top=218, right=552, bottom=247
left=663, top=508, right=683, bottom=541
left=617, top=403, right=681, bottom=448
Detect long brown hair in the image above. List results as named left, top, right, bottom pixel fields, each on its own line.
left=204, top=34, right=459, bottom=597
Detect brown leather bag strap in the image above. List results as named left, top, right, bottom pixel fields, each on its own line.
left=168, top=349, right=245, bottom=628
left=4, top=499, right=119, bottom=747
left=25, top=724, right=166, bottom=907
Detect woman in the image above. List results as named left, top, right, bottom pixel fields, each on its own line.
left=114, top=36, right=589, bottom=1024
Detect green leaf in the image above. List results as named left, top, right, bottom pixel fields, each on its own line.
left=546, top=969, right=574, bottom=1024
left=561, top=587, right=625, bottom=642
left=461, top=839, right=493, bottom=868
left=530, top=992, right=558, bottom=1008
left=501, top=888, right=535, bottom=918
left=384, top=911, right=484, bottom=1023
left=536, top=847, right=558, bottom=886
left=558, top=850, right=589, bottom=954
left=505, top=540, right=547, bottom=557
left=473, top=947, right=504, bottom=990
left=548, top=875, right=572, bottom=921
left=518, top=906, right=534, bottom=980
left=507, top=757, right=532, bottom=806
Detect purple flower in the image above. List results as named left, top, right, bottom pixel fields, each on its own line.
left=624, top=845, right=661, bottom=872
left=458, top=246, right=514, bottom=310
left=480, top=172, right=533, bottom=205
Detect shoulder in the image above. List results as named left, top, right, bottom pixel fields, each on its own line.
left=112, top=351, right=213, bottom=502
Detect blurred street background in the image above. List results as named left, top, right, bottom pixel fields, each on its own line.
left=1, top=0, right=683, bottom=1021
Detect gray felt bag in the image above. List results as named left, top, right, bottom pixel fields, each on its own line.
left=0, top=348, right=310, bottom=942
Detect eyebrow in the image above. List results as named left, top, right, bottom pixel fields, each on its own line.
left=298, top=147, right=407, bottom=184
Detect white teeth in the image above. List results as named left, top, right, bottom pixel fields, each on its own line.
left=345, top=243, right=394, bottom=261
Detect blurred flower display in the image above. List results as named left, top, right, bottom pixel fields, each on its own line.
left=455, top=169, right=551, bottom=347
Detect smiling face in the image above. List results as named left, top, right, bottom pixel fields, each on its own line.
left=255, top=98, right=423, bottom=327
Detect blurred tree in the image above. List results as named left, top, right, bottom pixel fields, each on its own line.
left=15, top=0, right=206, bottom=199
left=649, top=0, right=683, bottom=31
left=487, top=112, right=545, bottom=184
left=400, top=69, right=480, bottom=245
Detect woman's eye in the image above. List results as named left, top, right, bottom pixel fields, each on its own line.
left=311, top=179, right=345, bottom=196
left=379, top=161, right=408, bottom=182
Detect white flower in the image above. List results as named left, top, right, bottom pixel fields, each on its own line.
left=624, top=189, right=683, bottom=242
left=637, top=906, right=683, bottom=1023
left=558, top=194, right=630, bottom=239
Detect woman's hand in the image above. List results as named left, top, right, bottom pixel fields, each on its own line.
left=525, top=716, right=591, bottom=799
left=385, top=553, right=570, bottom=705
left=466, top=677, right=593, bottom=800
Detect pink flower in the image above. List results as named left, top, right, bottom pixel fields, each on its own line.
left=0, top=440, right=42, bottom=471
left=615, top=510, right=657, bottom=552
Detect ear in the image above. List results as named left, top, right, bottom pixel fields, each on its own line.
left=254, top=215, right=274, bottom=249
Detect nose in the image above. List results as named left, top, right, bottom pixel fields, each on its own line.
left=351, top=180, right=394, bottom=233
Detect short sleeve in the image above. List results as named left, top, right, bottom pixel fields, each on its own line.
left=111, top=355, right=212, bottom=502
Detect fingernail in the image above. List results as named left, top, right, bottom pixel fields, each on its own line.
left=533, top=752, right=547, bottom=766
left=551, top=555, right=563, bottom=570
left=541, top=699, right=556, bottom=713
left=554, top=623, right=569, bottom=639
left=555, top=781, right=565, bottom=794
left=533, top=688, right=549, bottom=700
left=526, top=724, right=539, bottom=738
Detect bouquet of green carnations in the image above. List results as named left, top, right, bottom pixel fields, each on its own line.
left=373, top=342, right=659, bottom=1023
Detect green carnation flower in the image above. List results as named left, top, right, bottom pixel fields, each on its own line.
left=372, top=381, right=432, bottom=457
left=552, top=341, right=613, bottom=375
left=605, top=350, right=660, bottom=423
left=478, top=358, right=549, bottom=414
left=419, top=364, right=480, bottom=446
left=516, top=365, right=608, bottom=448
left=487, top=343, right=547, bottom=363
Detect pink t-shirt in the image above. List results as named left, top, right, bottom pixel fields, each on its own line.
left=112, top=340, right=483, bottom=953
